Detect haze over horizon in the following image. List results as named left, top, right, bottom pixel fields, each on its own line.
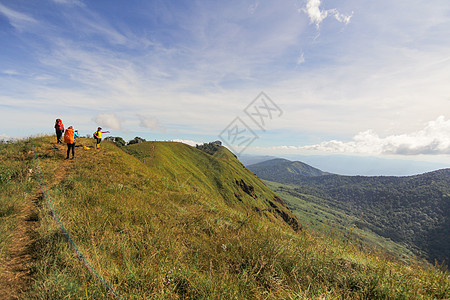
left=1, top=0, right=450, bottom=171
left=238, top=153, right=450, bottom=177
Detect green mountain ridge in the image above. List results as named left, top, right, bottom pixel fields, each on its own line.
left=124, top=141, right=300, bottom=231
left=0, top=136, right=448, bottom=299
left=247, top=158, right=331, bottom=180
left=249, top=158, right=450, bottom=265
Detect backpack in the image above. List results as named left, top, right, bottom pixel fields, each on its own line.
left=64, top=128, right=74, bottom=144
left=93, top=131, right=98, bottom=139
left=55, top=119, right=64, bottom=131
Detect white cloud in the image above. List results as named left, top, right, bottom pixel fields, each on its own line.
left=51, top=0, right=84, bottom=6
left=298, top=116, right=450, bottom=155
left=76, top=13, right=128, bottom=45
left=301, top=0, right=352, bottom=28
left=0, top=3, right=38, bottom=31
left=138, top=115, right=164, bottom=131
left=2, top=69, right=21, bottom=76
left=297, top=51, right=305, bottom=65
left=0, top=134, right=12, bottom=141
left=37, top=40, right=144, bottom=98
left=303, top=0, right=328, bottom=26
left=94, top=113, right=122, bottom=131
left=334, top=11, right=352, bottom=25
left=248, top=2, right=260, bottom=14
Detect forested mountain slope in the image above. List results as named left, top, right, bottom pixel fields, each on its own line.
left=250, top=159, right=450, bottom=264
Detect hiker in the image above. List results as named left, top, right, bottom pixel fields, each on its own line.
left=74, top=130, right=80, bottom=146
left=93, top=127, right=110, bottom=149
left=64, top=126, right=75, bottom=159
left=54, top=119, right=64, bottom=143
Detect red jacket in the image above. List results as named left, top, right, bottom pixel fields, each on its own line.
left=55, top=119, right=64, bottom=131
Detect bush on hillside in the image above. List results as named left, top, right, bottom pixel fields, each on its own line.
left=104, top=136, right=126, bottom=147
left=128, top=137, right=146, bottom=145
left=196, top=142, right=221, bottom=155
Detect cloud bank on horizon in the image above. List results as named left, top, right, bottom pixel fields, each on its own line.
left=1, top=0, right=450, bottom=159
left=272, top=116, right=450, bottom=155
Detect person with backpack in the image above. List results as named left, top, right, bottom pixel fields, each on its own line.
left=93, top=127, right=110, bottom=149
left=64, top=126, right=75, bottom=159
left=74, top=129, right=80, bottom=146
left=54, top=119, right=64, bottom=143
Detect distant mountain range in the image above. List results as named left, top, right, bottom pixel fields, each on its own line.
left=248, top=158, right=450, bottom=265
left=247, top=158, right=331, bottom=180
left=237, top=154, right=277, bottom=166
left=239, top=153, right=450, bottom=176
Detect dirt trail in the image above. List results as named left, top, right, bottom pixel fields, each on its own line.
left=0, top=141, right=77, bottom=299
left=0, top=193, right=41, bottom=299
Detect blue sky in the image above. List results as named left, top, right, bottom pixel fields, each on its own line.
left=1, top=0, right=450, bottom=171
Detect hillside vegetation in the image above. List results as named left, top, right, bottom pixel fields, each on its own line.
left=249, top=159, right=450, bottom=265
left=0, top=136, right=449, bottom=299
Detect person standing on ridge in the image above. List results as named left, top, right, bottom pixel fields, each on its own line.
left=54, top=119, right=64, bottom=143
left=94, top=127, right=110, bottom=149
left=64, top=126, right=75, bottom=159
left=74, top=129, right=80, bottom=146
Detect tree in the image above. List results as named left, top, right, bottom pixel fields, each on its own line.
left=196, top=142, right=221, bottom=155
left=105, top=136, right=126, bottom=147
left=128, top=137, right=146, bottom=145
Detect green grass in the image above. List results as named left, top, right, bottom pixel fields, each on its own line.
left=0, top=136, right=448, bottom=299
left=0, top=139, right=36, bottom=275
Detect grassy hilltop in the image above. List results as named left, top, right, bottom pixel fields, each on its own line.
left=0, top=136, right=449, bottom=299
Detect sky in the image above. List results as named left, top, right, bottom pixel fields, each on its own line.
left=1, top=0, right=450, bottom=174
